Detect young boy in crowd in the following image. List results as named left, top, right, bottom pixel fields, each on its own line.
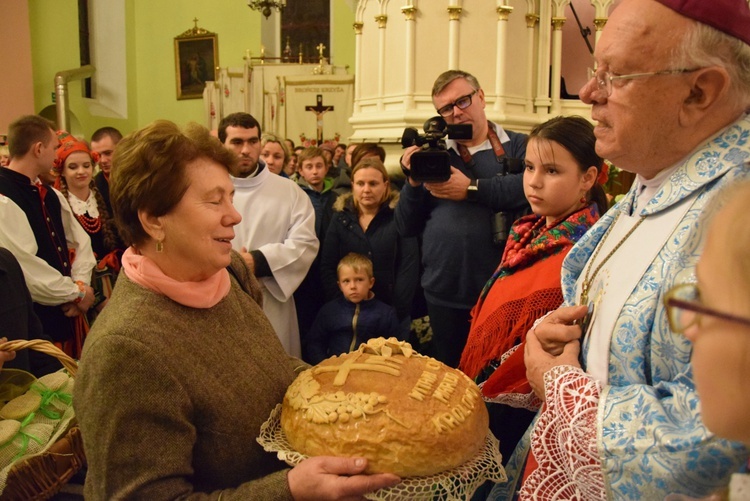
left=296, top=146, right=336, bottom=236
left=295, top=146, right=338, bottom=360
left=306, top=253, right=401, bottom=364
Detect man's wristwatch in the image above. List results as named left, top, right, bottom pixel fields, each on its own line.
left=466, top=179, right=479, bottom=202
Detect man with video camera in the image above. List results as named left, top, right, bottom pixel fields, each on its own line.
left=395, top=69, right=529, bottom=368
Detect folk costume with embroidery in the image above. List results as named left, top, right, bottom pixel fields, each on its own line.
left=490, top=114, right=750, bottom=501
left=54, top=132, right=123, bottom=317
left=461, top=204, right=600, bottom=380
left=0, top=168, right=95, bottom=354
left=461, top=204, right=599, bottom=463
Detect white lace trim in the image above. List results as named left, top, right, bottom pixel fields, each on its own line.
left=498, top=343, right=520, bottom=365
left=483, top=390, right=542, bottom=411
left=479, top=345, right=543, bottom=411
left=479, top=344, right=544, bottom=411
left=67, top=191, right=99, bottom=218
left=520, top=365, right=606, bottom=500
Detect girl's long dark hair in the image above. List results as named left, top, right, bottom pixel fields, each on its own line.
left=528, top=115, right=609, bottom=216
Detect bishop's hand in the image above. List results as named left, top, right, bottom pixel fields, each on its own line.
left=525, top=327, right=581, bottom=401
left=532, top=305, right=588, bottom=355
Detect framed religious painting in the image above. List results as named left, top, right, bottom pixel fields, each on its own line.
left=174, top=20, right=219, bottom=100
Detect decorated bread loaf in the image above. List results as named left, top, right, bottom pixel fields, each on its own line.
left=280, top=337, right=489, bottom=477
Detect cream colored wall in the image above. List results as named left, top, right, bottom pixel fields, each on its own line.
left=0, top=0, right=35, bottom=134
left=332, top=0, right=356, bottom=72
left=132, top=1, right=262, bottom=127
left=22, top=0, right=137, bottom=138
left=353, top=0, right=542, bottom=142
left=503, top=12, right=535, bottom=99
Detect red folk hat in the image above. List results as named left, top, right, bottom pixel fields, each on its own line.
left=53, top=131, right=99, bottom=173
left=654, top=0, right=750, bottom=46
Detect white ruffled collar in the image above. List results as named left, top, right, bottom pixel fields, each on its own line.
left=67, top=191, right=99, bottom=218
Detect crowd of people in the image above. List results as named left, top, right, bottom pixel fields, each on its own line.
left=0, top=0, right=748, bottom=498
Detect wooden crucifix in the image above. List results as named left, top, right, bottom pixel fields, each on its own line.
left=305, top=94, right=334, bottom=144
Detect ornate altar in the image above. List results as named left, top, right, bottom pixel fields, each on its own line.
left=203, top=44, right=353, bottom=146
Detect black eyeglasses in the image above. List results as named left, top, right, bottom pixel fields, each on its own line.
left=663, top=283, right=750, bottom=334
left=587, top=67, right=703, bottom=97
left=436, top=90, right=478, bottom=117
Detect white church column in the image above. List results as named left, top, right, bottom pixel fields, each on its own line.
left=353, top=21, right=364, bottom=113
left=243, top=51, right=251, bottom=113
left=447, top=2, right=462, bottom=69
left=534, top=0, right=552, bottom=114
left=402, top=4, right=417, bottom=108
left=593, top=17, right=607, bottom=43
left=493, top=4, right=514, bottom=112
left=376, top=14, right=388, bottom=111
left=590, top=0, right=616, bottom=45
left=550, top=16, right=565, bottom=115
left=525, top=12, right=539, bottom=113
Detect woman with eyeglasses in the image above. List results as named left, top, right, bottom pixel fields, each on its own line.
left=663, top=181, right=750, bottom=498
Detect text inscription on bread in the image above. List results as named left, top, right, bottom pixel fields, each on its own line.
left=432, top=387, right=481, bottom=433
left=407, top=361, right=480, bottom=434
left=408, top=360, right=441, bottom=401
left=433, top=372, right=459, bottom=404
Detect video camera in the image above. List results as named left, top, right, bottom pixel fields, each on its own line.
left=401, top=116, right=472, bottom=183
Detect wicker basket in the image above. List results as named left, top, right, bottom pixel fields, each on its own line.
left=0, top=340, right=85, bottom=501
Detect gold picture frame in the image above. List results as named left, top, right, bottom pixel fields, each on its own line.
left=174, top=20, right=218, bottom=100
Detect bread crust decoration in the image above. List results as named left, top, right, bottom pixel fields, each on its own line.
left=281, top=337, right=489, bottom=477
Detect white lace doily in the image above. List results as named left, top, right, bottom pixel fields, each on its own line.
left=257, top=404, right=507, bottom=500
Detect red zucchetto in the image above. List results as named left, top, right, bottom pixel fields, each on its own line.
left=654, top=0, right=750, bottom=45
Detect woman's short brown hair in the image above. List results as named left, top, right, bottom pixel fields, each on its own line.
left=110, top=120, right=237, bottom=247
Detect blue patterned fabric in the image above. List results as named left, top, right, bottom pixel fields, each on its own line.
left=559, top=114, right=750, bottom=499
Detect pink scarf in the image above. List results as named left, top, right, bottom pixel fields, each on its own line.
left=121, top=247, right=230, bottom=308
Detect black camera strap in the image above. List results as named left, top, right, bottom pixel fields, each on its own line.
left=455, top=121, right=507, bottom=179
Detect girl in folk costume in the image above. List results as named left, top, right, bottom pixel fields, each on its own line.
left=54, top=132, right=122, bottom=319
left=458, top=115, right=609, bottom=463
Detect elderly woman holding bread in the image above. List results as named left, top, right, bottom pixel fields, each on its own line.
left=73, top=120, right=399, bottom=500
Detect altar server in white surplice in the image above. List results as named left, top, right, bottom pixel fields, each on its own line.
left=219, top=112, right=318, bottom=357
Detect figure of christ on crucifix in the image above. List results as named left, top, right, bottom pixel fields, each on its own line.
left=305, top=94, right=334, bottom=144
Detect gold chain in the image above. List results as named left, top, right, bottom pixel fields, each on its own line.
left=580, top=212, right=647, bottom=305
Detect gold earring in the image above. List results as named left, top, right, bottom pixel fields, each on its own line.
left=156, top=240, right=164, bottom=253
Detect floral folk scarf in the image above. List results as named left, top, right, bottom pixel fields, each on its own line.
left=477, top=204, right=600, bottom=306
left=460, top=204, right=600, bottom=379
